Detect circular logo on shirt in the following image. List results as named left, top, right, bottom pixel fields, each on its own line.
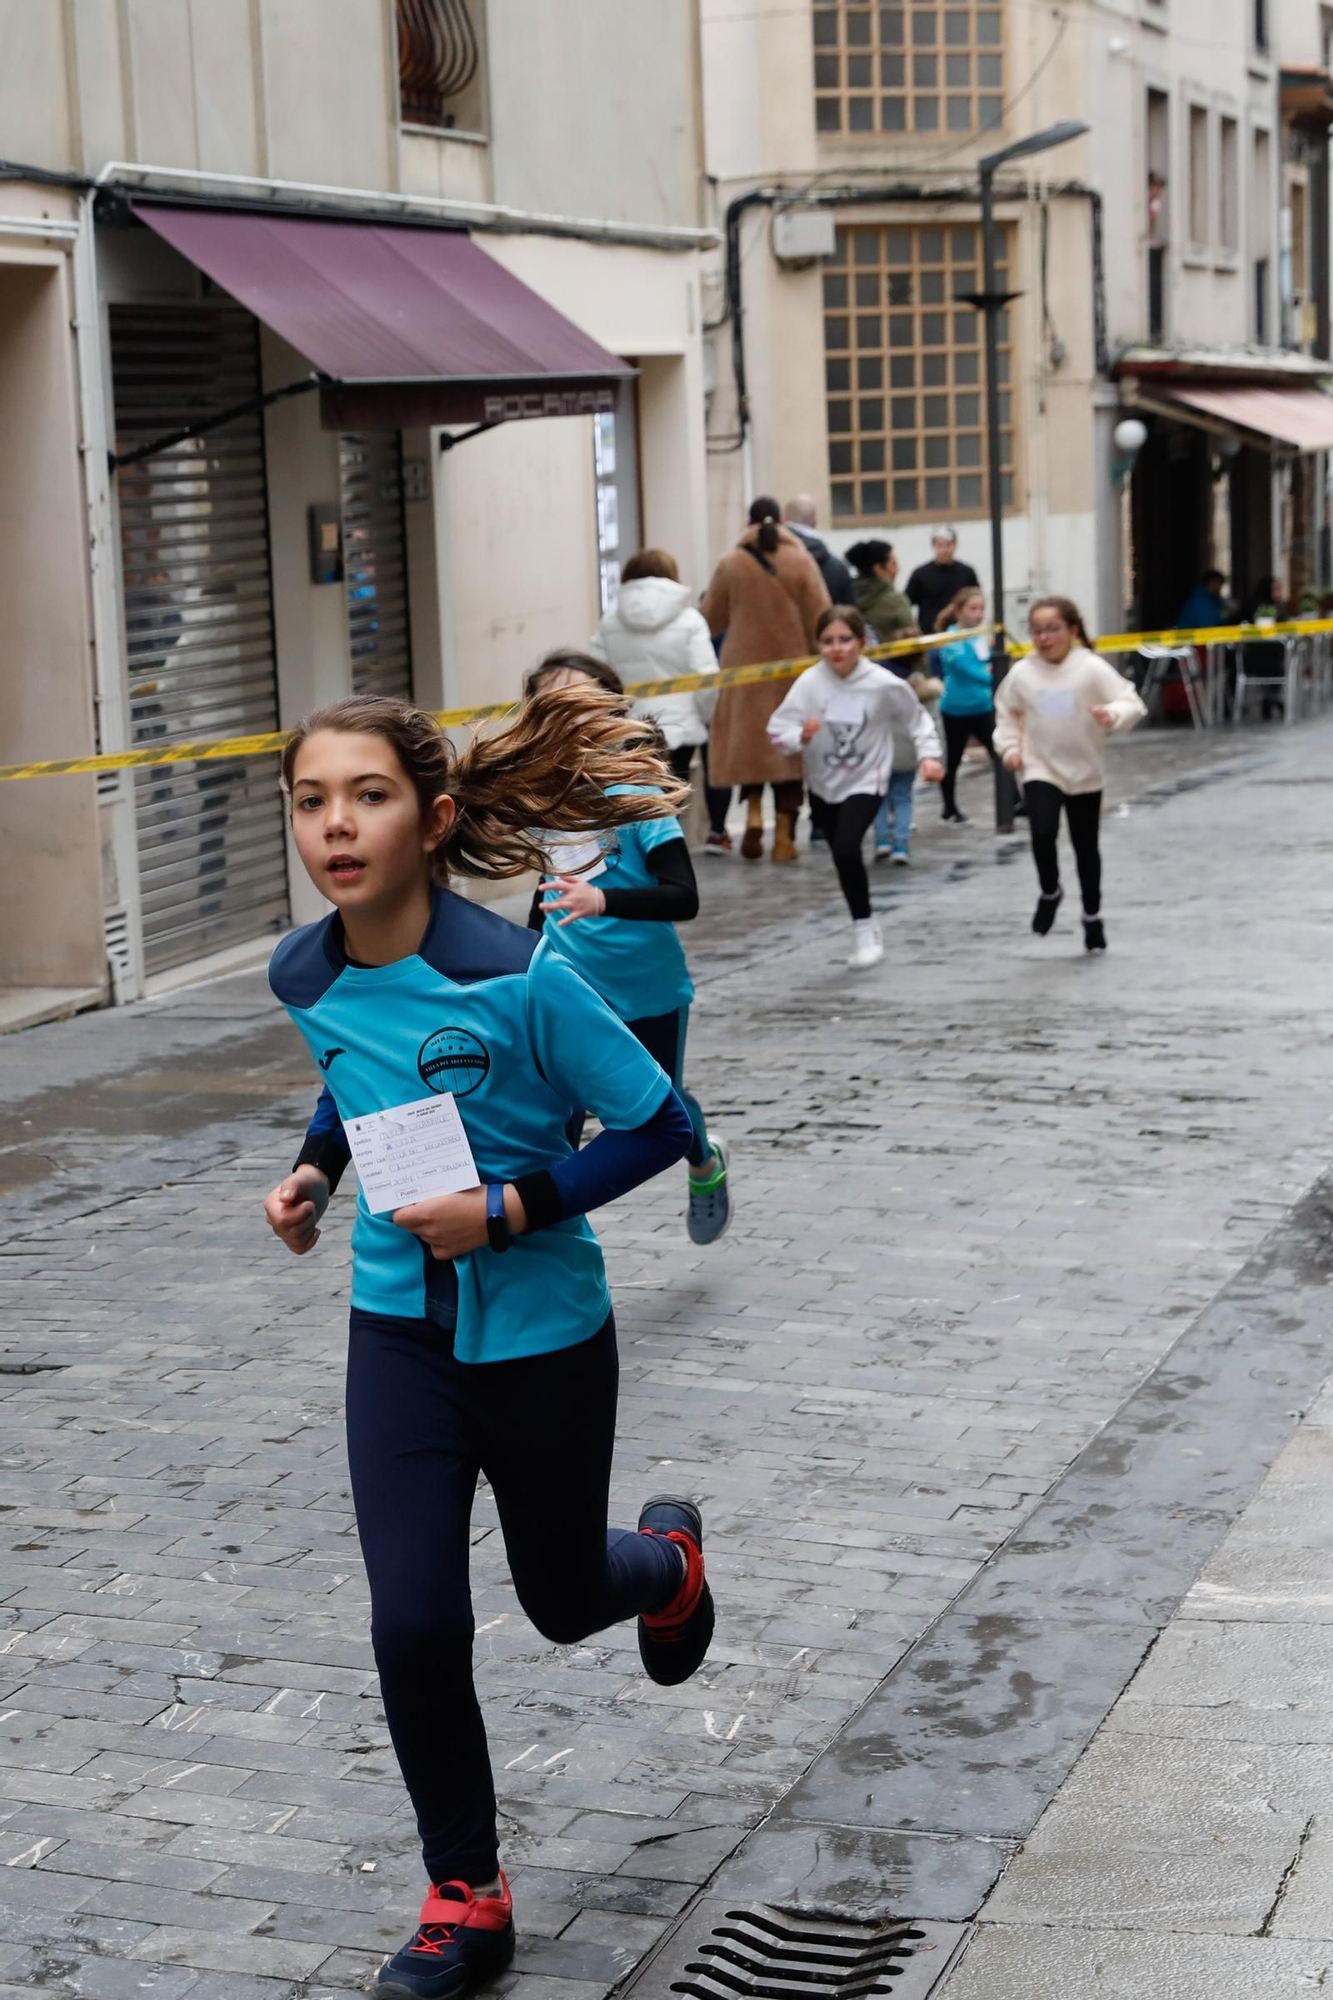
left=417, top=1027, right=491, bottom=1097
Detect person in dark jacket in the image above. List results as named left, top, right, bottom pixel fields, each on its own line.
left=905, top=527, right=980, bottom=637
left=1176, top=569, right=1231, bottom=629
left=783, top=496, right=854, bottom=606
left=846, top=540, right=918, bottom=651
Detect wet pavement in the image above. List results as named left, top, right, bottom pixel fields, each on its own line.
left=936, top=1194, right=1333, bottom=2000
left=0, top=714, right=1331, bottom=1998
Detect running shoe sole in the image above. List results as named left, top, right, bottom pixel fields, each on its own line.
left=637, top=1496, right=715, bottom=1687
left=374, top=1926, right=514, bottom=1998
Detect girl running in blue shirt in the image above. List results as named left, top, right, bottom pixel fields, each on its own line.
left=934, top=585, right=1002, bottom=825
left=262, top=689, right=715, bottom=1999
left=524, top=649, right=731, bottom=1246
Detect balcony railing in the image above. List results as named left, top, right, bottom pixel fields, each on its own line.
left=398, top=0, right=481, bottom=130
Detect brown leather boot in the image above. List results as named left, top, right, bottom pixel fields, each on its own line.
left=771, top=810, right=799, bottom=863
left=740, top=794, right=764, bottom=860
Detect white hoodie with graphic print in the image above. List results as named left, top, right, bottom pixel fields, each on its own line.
left=768, top=657, right=941, bottom=803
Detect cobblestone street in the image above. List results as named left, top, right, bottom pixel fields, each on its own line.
left=1, top=717, right=1332, bottom=1998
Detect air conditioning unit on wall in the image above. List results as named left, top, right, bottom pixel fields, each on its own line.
left=772, top=207, right=837, bottom=266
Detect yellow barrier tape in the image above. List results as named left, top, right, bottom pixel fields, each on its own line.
left=0, top=629, right=932, bottom=784
left=1, top=617, right=1327, bottom=784
left=1095, top=616, right=1333, bottom=651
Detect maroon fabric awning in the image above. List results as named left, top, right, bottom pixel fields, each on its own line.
left=132, top=203, right=632, bottom=429
left=1162, top=382, right=1333, bottom=452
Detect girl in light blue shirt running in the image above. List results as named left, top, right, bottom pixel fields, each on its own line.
left=525, top=649, right=731, bottom=1248
left=262, top=686, right=716, bottom=1998
left=934, top=584, right=1002, bottom=824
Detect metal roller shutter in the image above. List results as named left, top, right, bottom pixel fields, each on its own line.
left=111, top=302, right=289, bottom=974
left=340, top=432, right=414, bottom=701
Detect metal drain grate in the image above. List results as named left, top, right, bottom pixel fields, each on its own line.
left=622, top=1899, right=970, bottom=1999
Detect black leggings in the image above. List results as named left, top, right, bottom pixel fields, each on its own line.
left=1024, top=780, right=1102, bottom=916
left=941, top=710, right=1000, bottom=816
left=669, top=739, right=731, bottom=837
left=346, top=1310, right=680, bottom=1886
left=822, top=792, right=882, bottom=920
left=566, top=1008, right=709, bottom=1169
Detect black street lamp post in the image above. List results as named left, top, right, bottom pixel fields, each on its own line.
left=964, top=120, right=1090, bottom=831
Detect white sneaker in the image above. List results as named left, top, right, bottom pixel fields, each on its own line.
left=849, top=918, right=884, bottom=969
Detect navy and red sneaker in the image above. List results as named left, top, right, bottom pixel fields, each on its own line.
left=375, top=1874, right=515, bottom=1999
left=637, top=1495, right=715, bottom=1687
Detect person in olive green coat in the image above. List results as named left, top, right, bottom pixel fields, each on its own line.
left=846, top=540, right=918, bottom=644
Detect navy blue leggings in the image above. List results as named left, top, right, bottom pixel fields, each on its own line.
left=346, top=1309, right=680, bottom=1886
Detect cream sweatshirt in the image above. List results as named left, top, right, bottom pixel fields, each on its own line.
left=768, top=657, right=940, bottom=803
left=993, top=647, right=1146, bottom=795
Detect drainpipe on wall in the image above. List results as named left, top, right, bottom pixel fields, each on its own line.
left=71, top=188, right=145, bottom=1003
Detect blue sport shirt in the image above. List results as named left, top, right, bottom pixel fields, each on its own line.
left=539, top=787, right=694, bottom=1023
left=936, top=632, right=995, bottom=717
left=269, top=887, right=672, bottom=1363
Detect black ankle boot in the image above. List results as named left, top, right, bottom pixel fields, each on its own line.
left=1032, top=888, right=1063, bottom=936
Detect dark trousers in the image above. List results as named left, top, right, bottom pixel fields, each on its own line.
left=566, top=1008, right=709, bottom=1169
left=823, top=791, right=882, bottom=920
left=1024, top=780, right=1102, bottom=916
left=347, top=1310, right=681, bottom=1887
left=669, top=740, right=731, bottom=837
left=941, top=710, right=1000, bottom=817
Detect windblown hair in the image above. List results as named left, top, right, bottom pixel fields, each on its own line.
left=935, top=584, right=986, bottom=633
left=620, top=547, right=680, bottom=584
left=845, top=539, right=892, bottom=579
left=1030, top=595, right=1094, bottom=647
left=816, top=603, right=867, bottom=643
left=280, top=687, right=686, bottom=884
left=523, top=647, right=624, bottom=701
left=748, top=494, right=781, bottom=554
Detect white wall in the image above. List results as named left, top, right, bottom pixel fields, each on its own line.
left=487, top=0, right=701, bottom=228
left=4, top=0, right=702, bottom=233
left=443, top=232, right=710, bottom=702
left=0, top=247, right=105, bottom=989
left=1085, top=0, right=1278, bottom=353
left=439, top=415, right=599, bottom=712
left=821, top=513, right=1100, bottom=646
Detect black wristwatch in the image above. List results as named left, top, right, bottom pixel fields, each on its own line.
left=485, top=1182, right=513, bottom=1254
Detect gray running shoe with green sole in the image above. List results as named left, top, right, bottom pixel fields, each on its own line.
left=687, top=1138, right=731, bottom=1245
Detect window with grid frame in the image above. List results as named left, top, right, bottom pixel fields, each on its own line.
left=812, top=2, right=1005, bottom=139
left=824, top=222, right=1017, bottom=524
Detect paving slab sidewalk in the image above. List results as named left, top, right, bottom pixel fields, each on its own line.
left=939, top=1363, right=1333, bottom=2000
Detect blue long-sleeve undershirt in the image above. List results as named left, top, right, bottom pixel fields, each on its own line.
left=294, top=1082, right=692, bottom=1228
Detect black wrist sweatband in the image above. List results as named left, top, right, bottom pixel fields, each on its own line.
left=294, top=1136, right=348, bottom=1195
left=511, top=1169, right=561, bottom=1233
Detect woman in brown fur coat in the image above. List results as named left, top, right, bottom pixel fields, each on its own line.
left=701, top=497, right=831, bottom=861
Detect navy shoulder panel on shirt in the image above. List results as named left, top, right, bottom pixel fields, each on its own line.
left=418, top=886, right=538, bottom=985
left=269, top=915, right=344, bottom=1010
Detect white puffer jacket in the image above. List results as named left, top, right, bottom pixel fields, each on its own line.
left=589, top=577, right=719, bottom=750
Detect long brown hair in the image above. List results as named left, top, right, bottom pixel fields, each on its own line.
left=1030, top=594, right=1094, bottom=646
left=935, top=584, right=986, bottom=633
left=280, top=687, right=686, bottom=883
